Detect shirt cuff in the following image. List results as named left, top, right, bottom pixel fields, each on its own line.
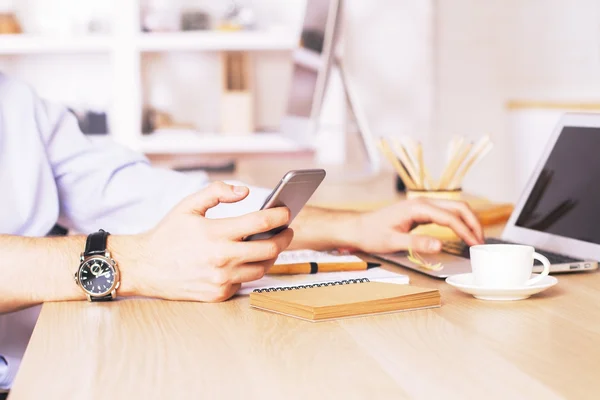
left=0, top=355, right=20, bottom=391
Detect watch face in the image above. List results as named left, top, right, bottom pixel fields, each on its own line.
left=78, top=257, right=116, bottom=295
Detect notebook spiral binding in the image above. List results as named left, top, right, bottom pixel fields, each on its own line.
left=252, top=278, right=370, bottom=293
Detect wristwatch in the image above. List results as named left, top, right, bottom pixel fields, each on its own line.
left=74, top=229, right=120, bottom=302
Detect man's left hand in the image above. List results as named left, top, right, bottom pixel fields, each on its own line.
left=346, top=197, right=485, bottom=254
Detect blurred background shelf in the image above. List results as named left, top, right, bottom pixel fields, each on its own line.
left=0, top=34, right=112, bottom=54
left=137, top=30, right=297, bottom=52
left=134, top=130, right=314, bottom=154
left=0, top=0, right=307, bottom=160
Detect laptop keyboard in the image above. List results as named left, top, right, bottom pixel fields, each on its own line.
left=442, top=238, right=583, bottom=265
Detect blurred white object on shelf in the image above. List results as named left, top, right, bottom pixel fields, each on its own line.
left=142, top=0, right=181, bottom=32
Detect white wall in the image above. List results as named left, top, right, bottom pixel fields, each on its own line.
left=343, top=0, right=435, bottom=153
left=342, top=0, right=600, bottom=202
left=435, top=0, right=600, bottom=202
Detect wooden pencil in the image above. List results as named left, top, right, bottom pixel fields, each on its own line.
left=377, top=138, right=416, bottom=189
left=449, top=141, right=493, bottom=189
left=392, top=137, right=421, bottom=188
left=447, top=136, right=491, bottom=189
left=438, top=141, right=473, bottom=190
left=416, top=141, right=425, bottom=189
left=438, top=137, right=462, bottom=189
left=423, top=165, right=435, bottom=190
left=447, top=136, right=464, bottom=164
left=401, top=136, right=421, bottom=173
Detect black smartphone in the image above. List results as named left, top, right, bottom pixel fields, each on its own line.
left=244, top=169, right=326, bottom=241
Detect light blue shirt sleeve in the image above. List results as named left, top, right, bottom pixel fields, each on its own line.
left=0, top=356, right=19, bottom=391
left=0, top=73, right=270, bottom=236
left=0, top=356, right=6, bottom=390
left=32, top=86, right=269, bottom=234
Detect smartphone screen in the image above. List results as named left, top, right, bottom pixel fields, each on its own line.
left=244, top=169, right=326, bottom=241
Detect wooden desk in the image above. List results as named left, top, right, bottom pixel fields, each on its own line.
left=9, top=161, right=600, bottom=399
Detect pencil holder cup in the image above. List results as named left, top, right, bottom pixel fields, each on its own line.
left=406, top=188, right=463, bottom=201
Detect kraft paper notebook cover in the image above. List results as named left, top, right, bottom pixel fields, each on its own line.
left=249, top=281, right=440, bottom=322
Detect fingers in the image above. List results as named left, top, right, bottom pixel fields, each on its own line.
left=428, top=199, right=484, bottom=242
left=234, top=228, right=294, bottom=263
left=178, top=182, right=249, bottom=216
left=385, top=233, right=442, bottom=254
left=217, top=207, right=292, bottom=240
left=207, top=283, right=241, bottom=303
left=229, top=261, right=274, bottom=284
left=406, top=234, right=442, bottom=254
left=409, top=201, right=480, bottom=246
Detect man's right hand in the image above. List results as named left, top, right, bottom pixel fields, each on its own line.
left=116, top=182, right=293, bottom=302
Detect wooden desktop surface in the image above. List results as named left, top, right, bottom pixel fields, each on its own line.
left=9, top=159, right=600, bottom=399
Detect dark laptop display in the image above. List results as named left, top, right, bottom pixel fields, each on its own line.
left=515, top=126, right=600, bottom=244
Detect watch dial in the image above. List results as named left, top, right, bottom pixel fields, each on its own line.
left=79, top=258, right=116, bottom=295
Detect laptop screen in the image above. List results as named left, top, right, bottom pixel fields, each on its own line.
left=515, top=126, right=600, bottom=244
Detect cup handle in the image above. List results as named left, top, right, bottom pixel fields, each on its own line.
left=526, top=252, right=550, bottom=285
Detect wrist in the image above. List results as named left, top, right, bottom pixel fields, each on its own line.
left=310, top=209, right=364, bottom=251
left=289, top=206, right=364, bottom=251
left=107, top=234, right=146, bottom=297
left=334, top=212, right=365, bottom=251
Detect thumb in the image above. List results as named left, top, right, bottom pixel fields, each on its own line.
left=178, top=181, right=249, bottom=216
left=405, top=234, right=442, bottom=254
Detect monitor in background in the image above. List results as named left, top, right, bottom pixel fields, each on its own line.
left=283, top=0, right=381, bottom=174
left=282, top=0, right=341, bottom=140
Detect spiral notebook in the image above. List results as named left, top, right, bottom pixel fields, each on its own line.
left=239, top=268, right=408, bottom=295
left=249, top=280, right=440, bottom=322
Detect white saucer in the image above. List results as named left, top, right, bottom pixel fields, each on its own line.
left=445, top=273, right=558, bottom=301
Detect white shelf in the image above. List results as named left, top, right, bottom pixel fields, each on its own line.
left=134, top=130, right=313, bottom=154
left=0, top=30, right=297, bottom=54
left=137, top=30, right=297, bottom=52
left=2, top=1, right=316, bottom=158
left=0, top=34, right=112, bottom=54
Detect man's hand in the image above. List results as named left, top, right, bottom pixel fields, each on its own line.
left=117, top=182, right=293, bottom=302
left=347, top=197, right=484, bottom=254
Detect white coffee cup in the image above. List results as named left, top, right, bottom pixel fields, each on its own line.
left=469, top=244, right=550, bottom=288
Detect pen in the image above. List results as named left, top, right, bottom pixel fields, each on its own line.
left=267, top=261, right=382, bottom=275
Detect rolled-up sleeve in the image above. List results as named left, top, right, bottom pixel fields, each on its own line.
left=33, top=97, right=269, bottom=234
left=0, top=356, right=19, bottom=391
left=0, top=356, right=7, bottom=390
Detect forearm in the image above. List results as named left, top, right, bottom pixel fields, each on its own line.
left=289, top=206, right=361, bottom=251
left=0, top=235, right=140, bottom=314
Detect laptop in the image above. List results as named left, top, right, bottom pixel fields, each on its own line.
left=375, top=113, right=600, bottom=278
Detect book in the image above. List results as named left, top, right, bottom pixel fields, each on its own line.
left=238, top=268, right=409, bottom=296
left=249, top=281, right=441, bottom=322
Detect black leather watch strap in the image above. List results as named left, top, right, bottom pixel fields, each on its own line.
left=84, top=229, right=110, bottom=257
left=90, top=294, right=113, bottom=302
